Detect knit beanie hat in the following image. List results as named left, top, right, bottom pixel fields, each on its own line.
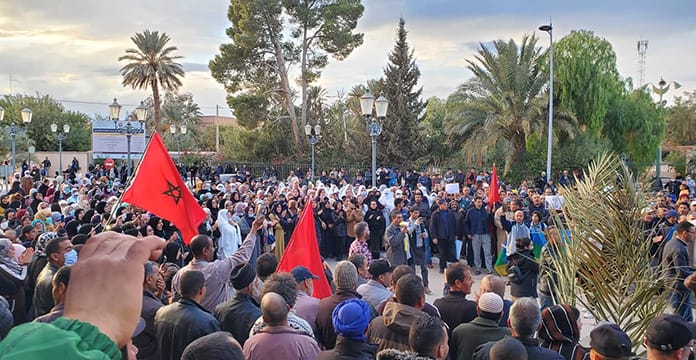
left=478, top=293, right=504, bottom=314
left=333, top=261, right=358, bottom=290
left=332, top=299, right=370, bottom=341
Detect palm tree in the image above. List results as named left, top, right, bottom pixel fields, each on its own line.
left=119, top=30, right=185, bottom=134
left=445, top=35, right=575, bottom=175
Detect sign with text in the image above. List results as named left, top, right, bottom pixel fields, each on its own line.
left=92, top=120, right=146, bottom=160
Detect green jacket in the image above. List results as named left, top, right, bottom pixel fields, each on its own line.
left=450, top=316, right=511, bottom=360
left=0, top=317, right=121, bottom=359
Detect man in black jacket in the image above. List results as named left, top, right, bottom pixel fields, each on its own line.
left=134, top=261, right=165, bottom=360
left=214, top=263, right=262, bottom=346
left=430, top=199, right=457, bottom=274
left=433, top=262, right=476, bottom=333
left=155, top=270, right=220, bottom=360
left=661, top=221, right=696, bottom=321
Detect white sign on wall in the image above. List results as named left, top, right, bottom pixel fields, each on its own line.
left=92, top=120, right=146, bottom=159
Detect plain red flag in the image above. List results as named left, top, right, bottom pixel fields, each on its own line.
left=488, top=164, right=500, bottom=210
left=121, top=132, right=205, bottom=245
left=277, top=203, right=332, bottom=299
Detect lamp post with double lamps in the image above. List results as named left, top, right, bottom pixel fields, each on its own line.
left=359, top=90, right=388, bottom=188
left=539, top=22, right=553, bottom=183
left=50, top=123, right=70, bottom=176
left=646, top=78, right=681, bottom=183
left=7, top=107, right=33, bottom=175
left=304, top=123, right=321, bottom=183
left=169, top=124, right=188, bottom=165
left=109, top=99, right=148, bottom=178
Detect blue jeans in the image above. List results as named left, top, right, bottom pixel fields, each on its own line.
left=425, top=235, right=432, bottom=265
left=670, top=289, right=694, bottom=321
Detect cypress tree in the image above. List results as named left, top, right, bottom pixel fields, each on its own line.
left=379, top=18, right=425, bottom=167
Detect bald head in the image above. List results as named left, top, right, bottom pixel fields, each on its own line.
left=261, top=292, right=289, bottom=326
left=481, top=275, right=506, bottom=299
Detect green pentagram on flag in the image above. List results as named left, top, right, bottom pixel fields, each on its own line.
left=162, top=180, right=182, bottom=205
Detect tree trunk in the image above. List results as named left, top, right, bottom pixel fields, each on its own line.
left=503, top=135, right=527, bottom=177
left=272, top=38, right=301, bottom=147
left=152, top=79, right=161, bottom=135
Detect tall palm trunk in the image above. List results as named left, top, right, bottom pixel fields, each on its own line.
left=152, top=79, right=161, bottom=134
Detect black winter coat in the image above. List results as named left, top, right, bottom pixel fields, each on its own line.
left=506, top=249, right=539, bottom=298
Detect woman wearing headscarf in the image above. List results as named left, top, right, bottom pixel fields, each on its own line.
left=0, top=239, right=33, bottom=324
left=268, top=202, right=286, bottom=260
left=538, top=304, right=588, bottom=360
left=26, top=232, right=58, bottom=300
left=148, top=216, right=165, bottom=239
left=216, top=204, right=242, bottom=259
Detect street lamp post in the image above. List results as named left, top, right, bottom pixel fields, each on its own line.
left=8, top=108, right=33, bottom=175
left=304, top=124, right=321, bottom=183
left=50, top=123, right=70, bottom=176
left=648, top=78, right=681, bottom=182
left=169, top=125, right=188, bottom=165
left=109, top=99, right=148, bottom=178
left=360, top=90, right=388, bottom=188
left=539, top=22, right=553, bottom=184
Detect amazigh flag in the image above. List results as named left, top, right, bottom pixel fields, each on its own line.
left=494, top=245, right=508, bottom=276
left=277, top=203, right=332, bottom=299
left=530, top=227, right=548, bottom=258
left=121, top=132, right=205, bottom=245
left=488, top=164, right=500, bottom=210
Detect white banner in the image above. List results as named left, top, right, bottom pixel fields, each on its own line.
left=92, top=120, right=146, bottom=159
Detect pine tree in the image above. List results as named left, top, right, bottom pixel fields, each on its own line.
left=380, top=18, right=425, bottom=167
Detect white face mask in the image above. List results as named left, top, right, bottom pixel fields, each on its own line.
left=0, top=222, right=8, bottom=231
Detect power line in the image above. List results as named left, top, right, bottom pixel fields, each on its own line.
left=53, top=98, right=232, bottom=111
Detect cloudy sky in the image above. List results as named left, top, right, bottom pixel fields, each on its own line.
left=0, top=0, right=694, bottom=118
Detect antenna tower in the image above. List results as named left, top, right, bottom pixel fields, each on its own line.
left=637, top=39, right=648, bottom=87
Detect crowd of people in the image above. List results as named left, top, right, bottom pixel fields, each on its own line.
left=0, top=162, right=694, bottom=360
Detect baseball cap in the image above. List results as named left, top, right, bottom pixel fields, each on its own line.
left=646, top=314, right=696, bottom=351
left=691, top=200, right=696, bottom=206
left=666, top=210, right=679, bottom=219
left=590, top=323, right=633, bottom=358
left=291, top=266, right=319, bottom=283
left=368, top=259, right=396, bottom=278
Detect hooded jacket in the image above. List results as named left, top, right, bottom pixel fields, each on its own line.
left=366, top=302, right=429, bottom=353
left=538, top=305, right=588, bottom=360
left=376, top=349, right=434, bottom=360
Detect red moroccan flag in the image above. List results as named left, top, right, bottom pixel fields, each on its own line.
left=488, top=164, right=500, bottom=210
left=121, top=132, right=205, bottom=245
left=277, top=203, right=332, bottom=299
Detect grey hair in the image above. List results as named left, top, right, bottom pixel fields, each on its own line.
left=144, top=261, right=159, bottom=280
left=0, top=239, right=11, bottom=257
left=509, top=297, right=541, bottom=337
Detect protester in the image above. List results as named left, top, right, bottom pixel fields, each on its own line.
left=291, top=265, right=321, bottom=333
left=489, top=338, right=528, bottom=360
left=213, top=262, right=262, bottom=346
left=317, top=260, right=364, bottom=349
left=155, top=269, right=220, bottom=360
left=450, top=293, right=510, bottom=360
left=33, top=236, right=72, bottom=318
left=349, top=253, right=370, bottom=286
left=476, top=275, right=511, bottom=327
left=587, top=323, right=633, bottom=360
left=180, top=331, right=244, bottom=360
left=434, top=261, right=477, bottom=333
left=644, top=314, right=696, bottom=360
left=367, top=273, right=430, bottom=352
left=33, top=265, right=70, bottom=323
left=538, top=304, right=588, bottom=360
left=357, top=258, right=395, bottom=309
left=660, top=221, right=696, bottom=321
left=171, top=217, right=262, bottom=312
left=473, top=297, right=564, bottom=360
left=133, top=261, right=165, bottom=360
left=317, top=299, right=377, bottom=360
left=243, top=292, right=321, bottom=360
